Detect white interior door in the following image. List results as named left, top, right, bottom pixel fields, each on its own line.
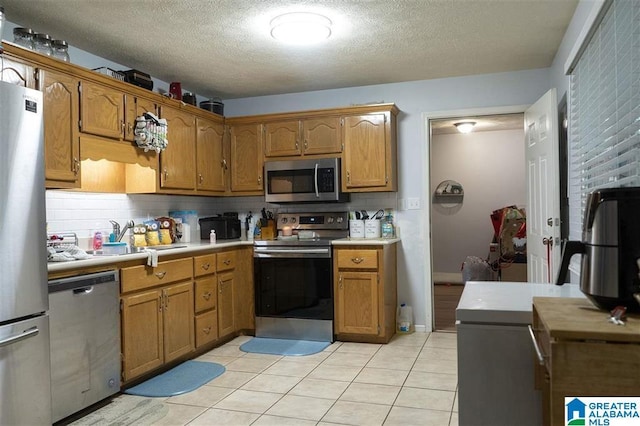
left=525, top=88, right=560, bottom=283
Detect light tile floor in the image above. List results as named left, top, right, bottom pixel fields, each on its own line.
left=85, top=331, right=458, bottom=426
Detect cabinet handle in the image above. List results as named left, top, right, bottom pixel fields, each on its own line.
left=223, top=259, right=231, bottom=266
left=202, top=263, right=211, bottom=271
left=198, top=173, right=203, bottom=184
left=222, top=159, right=228, bottom=170
left=155, top=271, right=167, bottom=279
left=72, top=157, right=80, bottom=176
left=257, top=175, right=262, bottom=184
left=527, top=325, right=545, bottom=366
left=127, top=122, right=133, bottom=135
left=351, top=257, right=364, bottom=264
left=121, top=120, right=125, bottom=132
left=304, top=139, right=308, bottom=151
left=346, top=171, right=351, bottom=183
left=219, top=282, right=223, bottom=293
left=203, top=326, right=211, bottom=334
left=339, top=274, right=343, bottom=289
left=158, top=294, right=162, bottom=312
left=203, top=291, right=211, bottom=301
left=164, top=291, right=169, bottom=310
left=295, top=140, right=299, bottom=150
left=163, top=168, right=168, bottom=181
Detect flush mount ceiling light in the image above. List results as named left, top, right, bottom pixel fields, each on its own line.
left=270, top=12, right=332, bottom=45
left=454, top=121, right=477, bottom=134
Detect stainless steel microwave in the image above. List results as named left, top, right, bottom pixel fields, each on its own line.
left=264, top=158, right=350, bottom=203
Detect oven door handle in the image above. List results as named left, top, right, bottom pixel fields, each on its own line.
left=254, top=247, right=331, bottom=258
left=314, top=163, right=319, bottom=198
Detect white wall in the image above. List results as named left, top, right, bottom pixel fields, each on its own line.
left=431, top=128, right=526, bottom=273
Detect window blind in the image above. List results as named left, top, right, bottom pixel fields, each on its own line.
left=568, top=0, right=640, bottom=241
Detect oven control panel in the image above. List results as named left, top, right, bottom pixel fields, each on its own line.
left=277, top=212, right=348, bottom=230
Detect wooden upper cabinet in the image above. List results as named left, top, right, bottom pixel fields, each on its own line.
left=196, top=117, right=226, bottom=192
left=159, top=106, right=197, bottom=190
left=124, top=94, right=157, bottom=142
left=1, top=56, right=36, bottom=88
left=264, top=117, right=342, bottom=157
left=229, top=123, right=264, bottom=193
left=342, top=113, right=395, bottom=191
left=302, top=117, right=342, bottom=155
left=79, top=80, right=124, bottom=139
left=264, top=120, right=300, bottom=157
left=40, top=68, right=81, bottom=188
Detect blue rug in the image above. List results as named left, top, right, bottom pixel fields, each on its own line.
left=124, top=361, right=225, bottom=397
left=240, top=337, right=330, bottom=356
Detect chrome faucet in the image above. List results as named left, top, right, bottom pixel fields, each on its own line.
left=109, top=220, right=134, bottom=242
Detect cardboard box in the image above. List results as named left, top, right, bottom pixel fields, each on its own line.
left=500, top=262, right=527, bottom=282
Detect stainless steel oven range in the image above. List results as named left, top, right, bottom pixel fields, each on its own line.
left=253, top=212, right=349, bottom=342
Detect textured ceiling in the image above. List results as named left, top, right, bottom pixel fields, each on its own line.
left=2, top=0, right=578, bottom=100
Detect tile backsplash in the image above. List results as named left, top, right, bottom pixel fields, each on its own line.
left=46, top=191, right=398, bottom=248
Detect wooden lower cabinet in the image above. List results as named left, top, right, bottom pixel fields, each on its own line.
left=195, top=310, right=218, bottom=347
left=121, top=280, right=194, bottom=382
left=333, top=245, right=397, bottom=343
left=121, top=288, right=164, bottom=381
left=218, top=271, right=235, bottom=339
left=532, top=297, right=640, bottom=426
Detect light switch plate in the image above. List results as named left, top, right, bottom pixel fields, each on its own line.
left=407, top=198, right=420, bottom=210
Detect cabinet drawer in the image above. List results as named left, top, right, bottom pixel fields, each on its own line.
left=195, top=310, right=218, bottom=348
left=336, top=249, right=378, bottom=269
left=121, top=258, right=193, bottom=293
left=194, top=277, right=217, bottom=313
left=194, top=254, right=216, bottom=277
left=217, top=250, right=237, bottom=271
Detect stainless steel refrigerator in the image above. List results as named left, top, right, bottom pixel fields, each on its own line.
left=0, top=80, right=52, bottom=425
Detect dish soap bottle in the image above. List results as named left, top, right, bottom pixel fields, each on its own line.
left=381, top=213, right=395, bottom=238
left=92, top=230, right=103, bottom=251
left=209, top=229, right=216, bottom=244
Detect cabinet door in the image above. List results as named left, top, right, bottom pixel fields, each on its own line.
left=229, top=123, right=264, bottom=192
left=335, top=271, right=379, bottom=335
left=159, top=106, right=196, bottom=190
left=218, top=271, right=235, bottom=338
left=123, top=95, right=157, bottom=142
left=163, top=281, right=195, bottom=363
left=40, top=69, right=80, bottom=188
left=121, top=289, right=164, bottom=381
left=1, top=56, right=36, bottom=88
left=264, top=120, right=300, bottom=157
left=233, top=247, right=255, bottom=331
left=79, top=81, right=124, bottom=139
left=303, top=117, right=342, bottom=155
left=196, top=117, right=226, bottom=192
left=342, top=114, right=388, bottom=189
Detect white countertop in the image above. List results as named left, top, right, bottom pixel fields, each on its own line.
left=47, top=240, right=253, bottom=273
left=456, top=281, right=586, bottom=325
left=48, top=237, right=401, bottom=273
left=332, top=237, right=401, bottom=245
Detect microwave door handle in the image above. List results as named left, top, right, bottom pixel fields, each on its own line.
left=314, top=163, right=319, bottom=198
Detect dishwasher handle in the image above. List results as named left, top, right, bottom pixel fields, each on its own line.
left=0, top=326, right=39, bottom=348
left=527, top=325, right=545, bottom=366
left=72, top=286, right=93, bottom=295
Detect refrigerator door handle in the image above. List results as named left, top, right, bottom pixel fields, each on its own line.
left=0, top=326, right=39, bottom=348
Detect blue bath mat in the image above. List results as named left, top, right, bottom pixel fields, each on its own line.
left=124, top=361, right=225, bottom=397
left=240, top=337, right=330, bottom=356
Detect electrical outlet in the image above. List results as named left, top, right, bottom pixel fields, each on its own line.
left=407, top=198, right=420, bottom=210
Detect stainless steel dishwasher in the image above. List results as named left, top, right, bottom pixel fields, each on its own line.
left=48, top=270, right=121, bottom=423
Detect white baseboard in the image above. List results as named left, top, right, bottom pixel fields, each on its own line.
left=414, top=325, right=427, bottom=333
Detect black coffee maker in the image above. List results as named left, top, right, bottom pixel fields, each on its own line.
left=556, top=187, right=640, bottom=312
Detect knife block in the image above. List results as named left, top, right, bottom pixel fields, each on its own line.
left=258, top=219, right=276, bottom=240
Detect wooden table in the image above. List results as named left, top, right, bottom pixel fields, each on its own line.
left=532, top=297, right=640, bottom=425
